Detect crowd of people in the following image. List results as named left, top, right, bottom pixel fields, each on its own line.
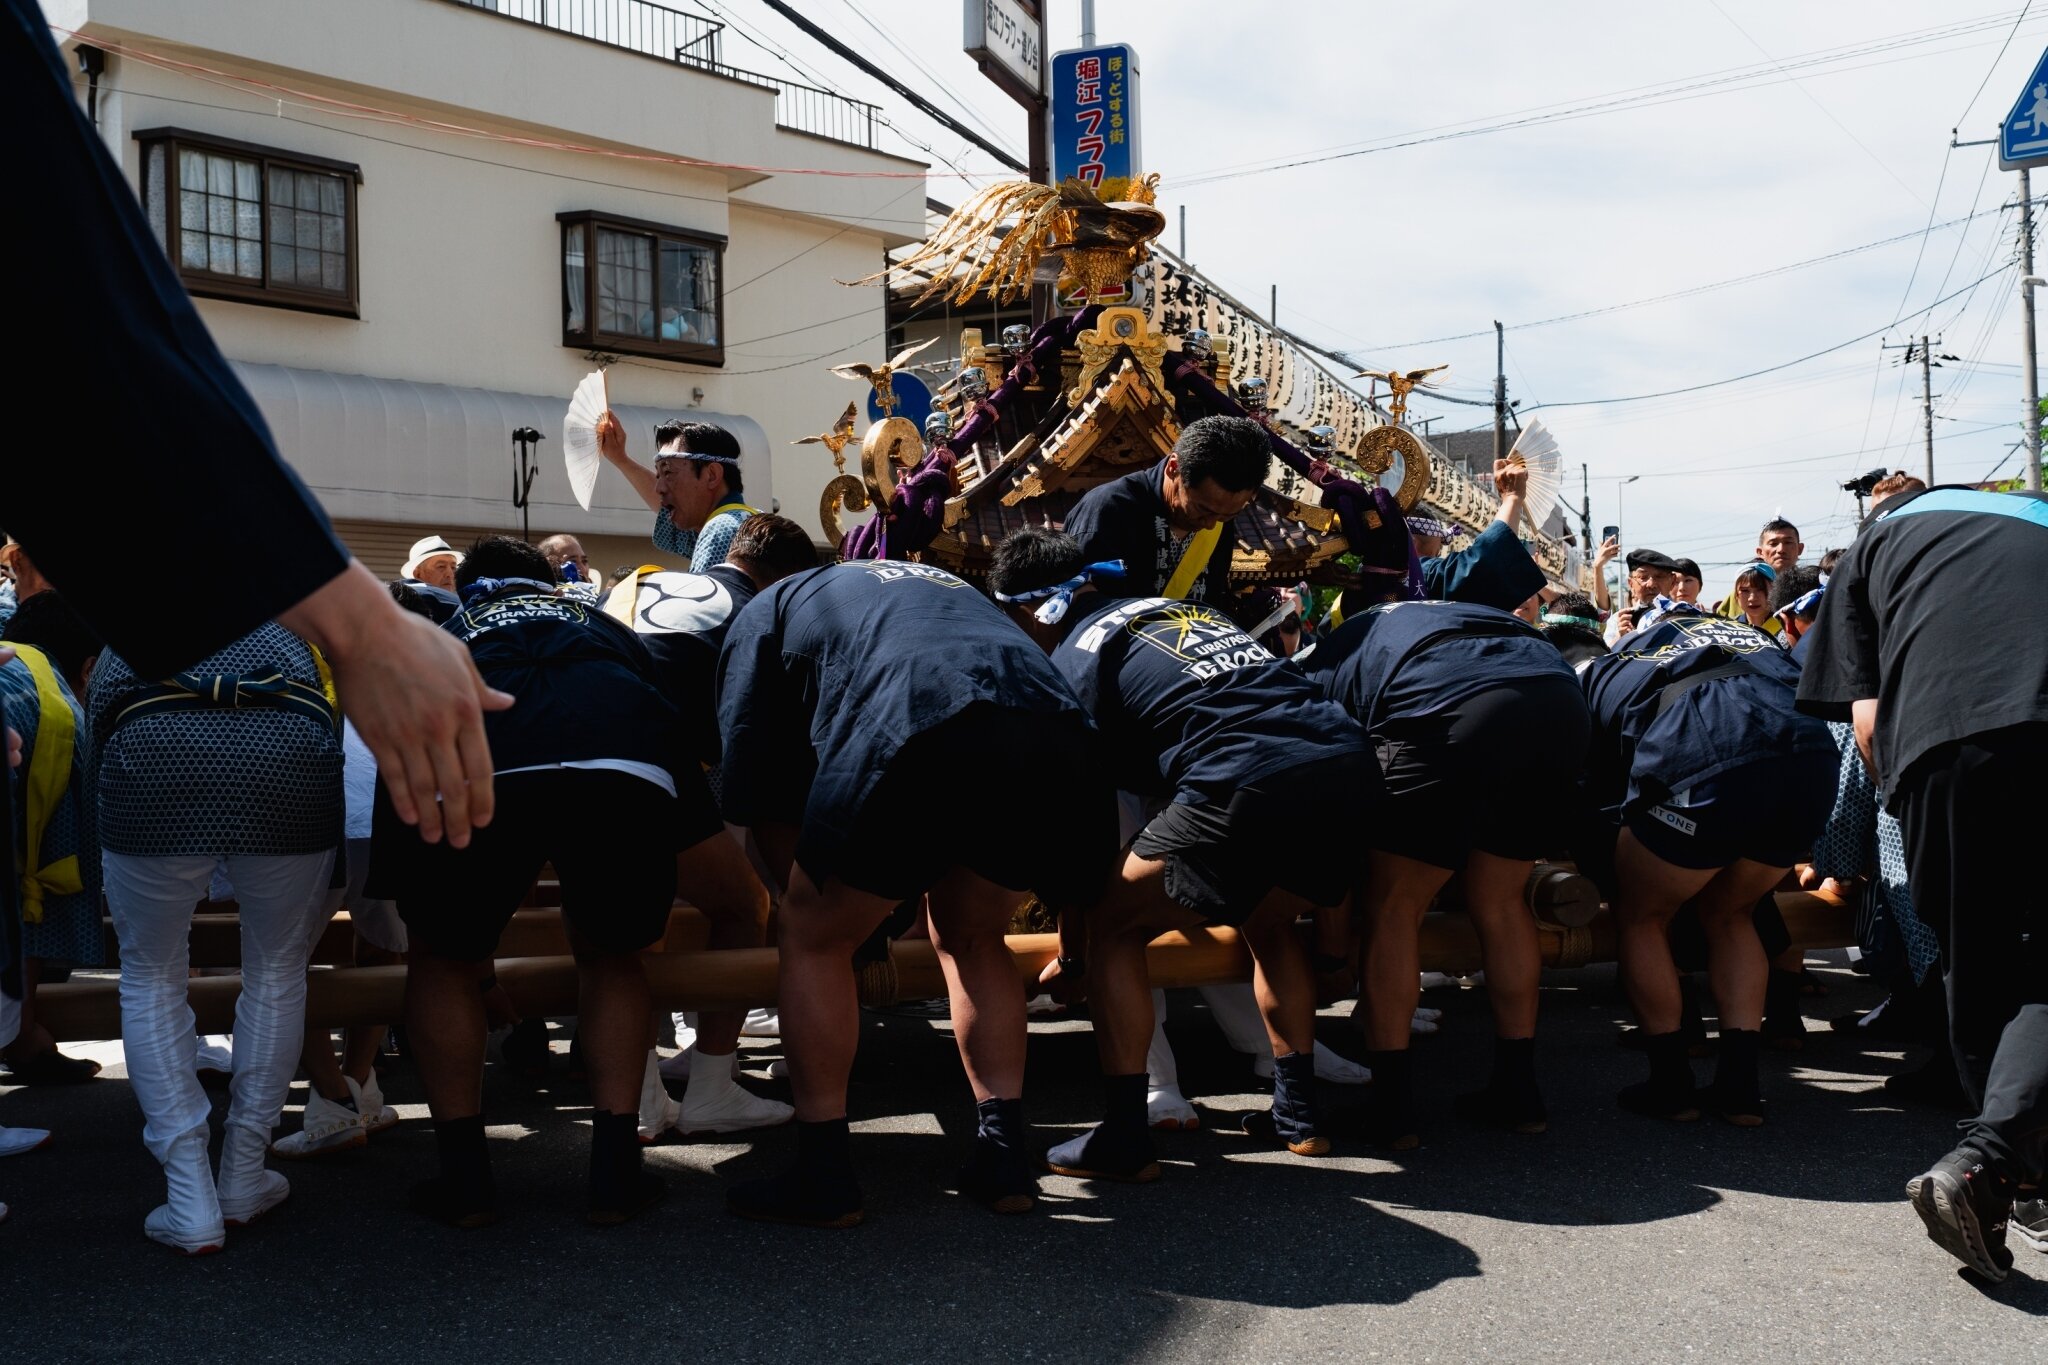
left=4, top=2, right=2043, bottom=1287
left=5, top=412, right=2045, bottom=1284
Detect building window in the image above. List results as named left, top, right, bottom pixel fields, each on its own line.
left=558, top=211, right=724, bottom=365
left=135, top=128, right=360, bottom=317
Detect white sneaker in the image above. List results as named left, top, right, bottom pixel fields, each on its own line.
left=637, top=1051, right=681, bottom=1143
left=270, top=1089, right=367, bottom=1159
left=1253, top=1040, right=1373, bottom=1085
left=216, top=1123, right=290, bottom=1226
left=670, top=1012, right=699, bottom=1054
left=767, top=1057, right=789, bottom=1080
left=0, top=1126, right=52, bottom=1158
left=678, top=1048, right=793, bottom=1134
left=346, top=1073, right=400, bottom=1135
left=1147, top=1084, right=1199, bottom=1130
left=739, top=1008, right=780, bottom=1038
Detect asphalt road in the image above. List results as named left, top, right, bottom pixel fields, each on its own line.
left=4, top=955, right=2043, bottom=1363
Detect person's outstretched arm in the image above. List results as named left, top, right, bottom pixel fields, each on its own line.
left=597, top=412, right=660, bottom=513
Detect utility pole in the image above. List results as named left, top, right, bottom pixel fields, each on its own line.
left=1179, top=204, right=1186, bottom=259
left=1270, top=284, right=1277, bottom=329
left=2022, top=166, right=2042, bottom=491
left=1580, top=463, right=1592, bottom=551
left=1026, top=1, right=1053, bottom=327
left=1492, top=321, right=1507, bottom=465
left=1919, top=332, right=1935, bottom=484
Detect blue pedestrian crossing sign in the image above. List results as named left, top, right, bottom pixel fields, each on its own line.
left=2000, top=46, right=2048, bottom=170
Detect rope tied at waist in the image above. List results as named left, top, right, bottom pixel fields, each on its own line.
left=111, top=667, right=340, bottom=734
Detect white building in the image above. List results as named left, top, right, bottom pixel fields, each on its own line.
left=41, top=0, right=926, bottom=576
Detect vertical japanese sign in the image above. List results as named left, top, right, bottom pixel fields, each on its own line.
left=1050, top=43, right=1140, bottom=189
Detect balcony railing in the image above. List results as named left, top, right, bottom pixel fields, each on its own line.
left=445, top=0, right=884, bottom=151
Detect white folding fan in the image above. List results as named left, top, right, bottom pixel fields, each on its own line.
left=563, top=369, right=609, bottom=512
left=1505, top=417, right=1565, bottom=531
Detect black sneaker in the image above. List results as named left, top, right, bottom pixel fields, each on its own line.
left=2013, top=1197, right=2047, bottom=1254
left=1882, top=1055, right=1971, bottom=1111
left=727, top=1165, right=865, bottom=1229
left=1044, top=1122, right=1160, bottom=1183
left=956, top=1133, right=1038, bottom=1214
left=1906, top=1147, right=2014, bottom=1282
left=1453, top=1081, right=1549, bottom=1135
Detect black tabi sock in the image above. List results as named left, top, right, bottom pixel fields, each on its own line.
left=1103, top=1073, right=1149, bottom=1131
left=1490, top=1035, right=1536, bottom=1090
left=1643, top=1031, right=1696, bottom=1091
left=796, top=1116, right=854, bottom=1173
left=1764, top=969, right=1804, bottom=1022
left=975, top=1096, right=1025, bottom=1150
left=1272, top=1050, right=1316, bottom=1093
left=1364, top=1049, right=1414, bottom=1113
left=1715, top=1028, right=1762, bottom=1097
left=434, top=1114, right=494, bottom=1197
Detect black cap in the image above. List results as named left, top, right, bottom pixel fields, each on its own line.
left=1625, top=548, right=1680, bottom=574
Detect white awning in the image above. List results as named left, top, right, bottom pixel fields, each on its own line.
left=231, top=362, right=770, bottom=537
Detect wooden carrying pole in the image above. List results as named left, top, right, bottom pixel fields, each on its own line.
left=39, top=893, right=1856, bottom=1043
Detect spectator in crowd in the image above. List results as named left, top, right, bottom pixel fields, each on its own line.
left=1799, top=483, right=2048, bottom=1283
left=1064, top=415, right=1266, bottom=613
left=1541, top=592, right=1603, bottom=630
left=1579, top=611, right=1837, bottom=1127
left=595, top=416, right=755, bottom=572
left=990, top=528, right=1370, bottom=1178
left=90, top=620, right=345, bottom=1254
left=537, top=533, right=594, bottom=587
left=1867, top=472, right=1927, bottom=514
left=1756, top=517, right=1804, bottom=574
left=0, top=593, right=104, bottom=1087
left=604, top=515, right=816, bottom=1141
left=1769, top=566, right=1823, bottom=651
left=1408, top=460, right=1546, bottom=611
left=717, top=558, right=1115, bottom=1227
left=399, top=537, right=462, bottom=594
left=1728, top=562, right=1781, bottom=634
left=1671, top=558, right=1704, bottom=605
left=1300, top=575, right=1590, bottom=1149
left=0, top=533, right=54, bottom=632
left=386, top=536, right=698, bottom=1229
left=1817, top=547, right=1846, bottom=578
left=1605, top=548, right=1680, bottom=644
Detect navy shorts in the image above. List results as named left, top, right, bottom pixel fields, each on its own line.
left=1624, top=749, right=1839, bottom=871
left=1133, top=751, right=1377, bottom=926
left=806, top=704, right=1118, bottom=911
left=1367, top=674, right=1591, bottom=870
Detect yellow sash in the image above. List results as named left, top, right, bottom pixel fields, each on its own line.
left=1161, top=524, right=1223, bottom=600
left=13, top=644, right=82, bottom=924
left=712, top=500, right=759, bottom=521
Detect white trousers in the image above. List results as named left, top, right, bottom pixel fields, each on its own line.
left=104, top=851, right=334, bottom=1162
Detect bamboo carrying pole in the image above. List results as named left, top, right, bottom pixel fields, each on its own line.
left=39, top=893, right=1855, bottom=1043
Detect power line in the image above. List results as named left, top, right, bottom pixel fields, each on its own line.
left=1520, top=264, right=2010, bottom=411
left=1175, top=12, right=2043, bottom=188
left=1956, top=1, right=2035, bottom=126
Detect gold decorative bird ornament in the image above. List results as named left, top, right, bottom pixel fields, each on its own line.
left=829, top=336, right=940, bottom=418
left=1352, top=363, right=1448, bottom=425
left=791, top=401, right=860, bottom=474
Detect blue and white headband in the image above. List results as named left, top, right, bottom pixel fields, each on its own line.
left=1782, top=587, right=1824, bottom=618
left=460, top=576, right=560, bottom=603
left=992, top=560, right=1125, bottom=624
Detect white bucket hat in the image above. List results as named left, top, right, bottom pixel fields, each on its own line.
left=401, top=535, right=464, bottom=580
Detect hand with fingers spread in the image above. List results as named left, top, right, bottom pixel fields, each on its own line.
left=280, top=562, right=512, bottom=847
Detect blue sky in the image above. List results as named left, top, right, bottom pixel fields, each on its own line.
left=715, top=0, right=2047, bottom=595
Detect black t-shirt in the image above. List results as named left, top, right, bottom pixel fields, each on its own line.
left=1419, top=521, right=1545, bottom=612
left=447, top=585, right=688, bottom=786
left=1050, top=594, right=1367, bottom=803
left=1062, top=459, right=1239, bottom=608
left=716, top=560, right=1089, bottom=832
left=1798, top=487, right=2048, bottom=795
left=1304, top=599, right=1570, bottom=729
left=1580, top=610, right=1831, bottom=811
left=607, top=563, right=757, bottom=765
